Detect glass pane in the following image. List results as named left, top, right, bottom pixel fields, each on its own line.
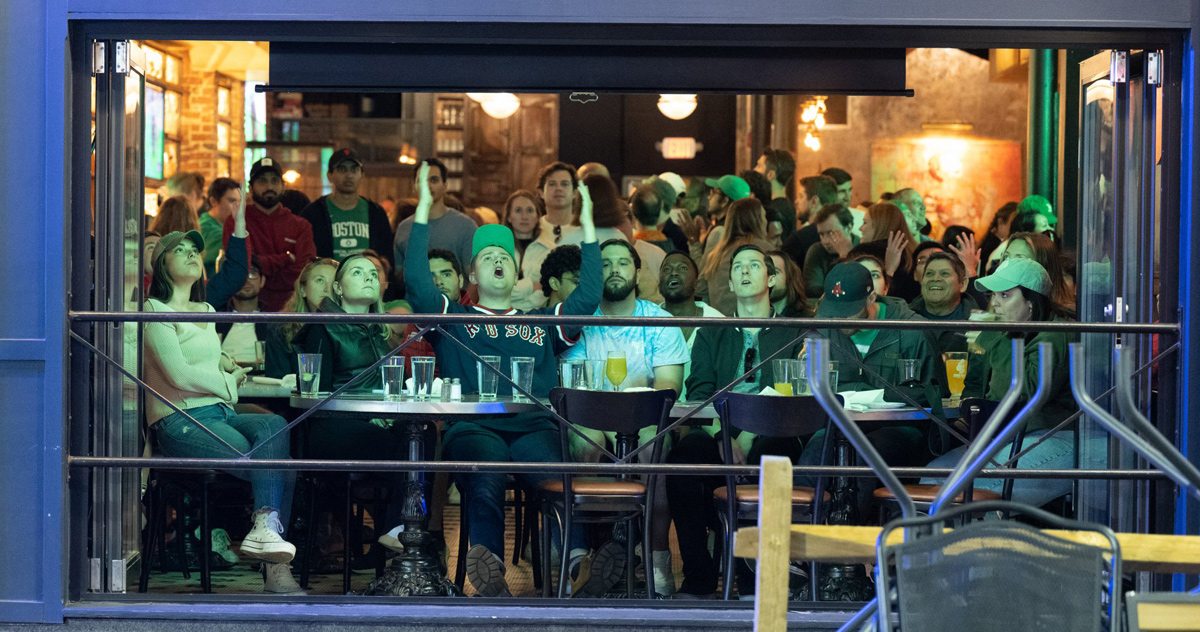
left=164, top=140, right=179, bottom=180
left=144, top=46, right=164, bottom=81
left=218, top=86, right=231, bottom=118
left=164, top=90, right=180, bottom=137
left=144, top=85, right=165, bottom=180
left=165, top=54, right=180, bottom=84
left=217, top=121, right=230, bottom=152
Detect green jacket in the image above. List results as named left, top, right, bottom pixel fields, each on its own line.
left=966, top=317, right=1077, bottom=431
left=302, top=298, right=392, bottom=392
left=908, top=293, right=980, bottom=356
left=686, top=323, right=806, bottom=401
left=818, top=298, right=941, bottom=393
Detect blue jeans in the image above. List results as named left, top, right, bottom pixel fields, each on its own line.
left=444, top=421, right=587, bottom=558
left=920, top=429, right=1108, bottom=509
left=154, top=403, right=297, bottom=529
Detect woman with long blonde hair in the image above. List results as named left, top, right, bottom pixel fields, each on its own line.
left=264, top=257, right=338, bottom=378
left=696, top=197, right=773, bottom=315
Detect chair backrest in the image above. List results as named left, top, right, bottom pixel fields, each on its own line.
left=713, top=392, right=836, bottom=439
left=549, top=387, right=677, bottom=436
left=878, top=500, right=1120, bottom=632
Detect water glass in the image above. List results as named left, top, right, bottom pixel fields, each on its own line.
left=477, top=355, right=501, bottom=400
left=583, top=359, right=607, bottom=391
left=511, top=357, right=535, bottom=401
left=411, top=356, right=436, bottom=400
left=380, top=357, right=405, bottom=401
left=772, top=359, right=799, bottom=396
left=560, top=360, right=586, bottom=389
left=297, top=353, right=322, bottom=396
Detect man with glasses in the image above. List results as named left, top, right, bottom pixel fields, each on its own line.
left=665, top=245, right=807, bottom=599
left=803, top=203, right=858, bottom=297
left=300, top=148, right=395, bottom=265
left=223, top=157, right=316, bottom=312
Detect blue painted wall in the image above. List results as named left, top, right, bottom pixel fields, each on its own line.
left=0, top=0, right=1194, bottom=622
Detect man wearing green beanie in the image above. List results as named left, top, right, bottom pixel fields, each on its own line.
left=404, top=163, right=603, bottom=597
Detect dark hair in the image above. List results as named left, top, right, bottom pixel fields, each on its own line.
left=1017, top=285, right=1056, bottom=323
left=150, top=197, right=200, bottom=235
left=600, top=238, right=641, bottom=270
left=148, top=239, right=205, bottom=304
left=846, top=252, right=891, bottom=292
left=583, top=175, right=624, bottom=229
left=767, top=249, right=809, bottom=317
left=358, top=248, right=394, bottom=279
left=761, top=149, right=796, bottom=187
left=728, top=243, right=777, bottom=279
left=941, top=225, right=975, bottom=249
left=990, top=201, right=1020, bottom=234
left=630, top=186, right=664, bottom=228
left=1006, top=232, right=1074, bottom=312
left=537, top=161, right=578, bottom=190
left=421, top=159, right=448, bottom=182
left=539, top=244, right=582, bottom=298
left=278, top=189, right=311, bottom=213
left=922, top=251, right=967, bottom=283
left=1010, top=209, right=1052, bottom=236
left=799, top=175, right=839, bottom=206
left=427, top=248, right=463, bottom=277
left=813, top=203, right=853, bottom=228
left=913, top=240, right=947, bottom=259
left=820, top=167, right=852, bottom=186
left=661, top=249, right=698, bottom=276
left=206, top=177, right=241, bottom=204
left=739, top=170, right=772, bottom=205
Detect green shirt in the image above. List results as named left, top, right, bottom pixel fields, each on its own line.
left=198, top=212, right=224, bottom=278
left=327, top=197, right=371, bottom=261
left=849, top=302, right=887, bottom=356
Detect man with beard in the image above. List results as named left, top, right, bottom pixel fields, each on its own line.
left=216, top=260, right=267, bottom=365
left=405, top=162, right=602, bottom=598
left=658, top=251, right=724, bottom=383
left=223, top=158, right=316, bottom=311
left=560, top=238, right=688, bottom=597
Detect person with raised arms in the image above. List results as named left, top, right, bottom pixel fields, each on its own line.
left=404, top=163, right=603, bottom=597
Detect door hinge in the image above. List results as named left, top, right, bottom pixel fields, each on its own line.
left=92, top=42, right=105, bottom=75
left=113, top=41, right=129, bottom=75
left=1147, top=52, right=1162, bottom=86
left=88, top=558, right=101, bottom=591
left=1110, top=51, right=1128, bottom=84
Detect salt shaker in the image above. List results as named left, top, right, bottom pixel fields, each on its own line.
left=440, top=378, right=451, bottom=401
left=450, top=378, right=462, bottom=401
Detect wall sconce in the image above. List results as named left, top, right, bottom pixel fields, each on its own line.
left=468, top=93, right=521, bottom=119
left=282, top=169, right=301, bottom=185
left=800, top=96, right=827, bottom=152
left=398, top=143, right=418, bottom=165
left=657, top=94, right=698, bottom=120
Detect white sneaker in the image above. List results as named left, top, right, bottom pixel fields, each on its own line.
left=377, top=524, right=404, bottom=553
left=263, top=562, right=306, bottom=595
left=241, top=509, right=296, bottom=563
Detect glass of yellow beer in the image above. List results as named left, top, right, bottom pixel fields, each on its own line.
left=605, top=351, right=628, bottom=391
left=944, top=352, right=968, bottom=399
left=772, top=359, right=799, bottom=395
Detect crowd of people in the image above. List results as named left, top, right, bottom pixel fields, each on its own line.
left=140, top=145, right=1083, bottom=599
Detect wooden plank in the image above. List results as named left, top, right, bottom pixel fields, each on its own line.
left=733, top=524, right=1200, bottom=574
left=754, top=457, right=792, bottom=632
left=1132, top=601, right=1200, bottom=631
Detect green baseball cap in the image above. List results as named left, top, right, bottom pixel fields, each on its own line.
left=704, top=175, right=751, bottom=201
left=974, top=258, right=1052, bottom=297
left=1017, top=194, right=1057, bottom=226
left=471, top=224, right=517, bottom=262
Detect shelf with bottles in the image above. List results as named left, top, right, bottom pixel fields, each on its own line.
left=435, top=98, right=466, bottom=128
left=435, top=130, right=465, bottom=154
left=436, top=156, right=465, bottom=175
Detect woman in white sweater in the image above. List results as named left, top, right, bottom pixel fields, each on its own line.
left=142, top=230, right=302, bottom=595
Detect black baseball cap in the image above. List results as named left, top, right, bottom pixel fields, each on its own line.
left=249, top=157, right=284, bottom=183
left=816, top=262, right=875, bottom=318
left=328, top=148, right=362, bottom=171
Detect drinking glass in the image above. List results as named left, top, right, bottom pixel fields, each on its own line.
left=944, top=352, right=968, bottom=399
left=511, top=357, right=536, bottom=401
left=411, top=356, right=436, bottom=400
left=584, top=359, right=607, bottom=391
left=560, top=360, right=586, bottom=389
left=254, top=340, right=266, bottom=372
left=297, top=354, right=322, bottom=396
left=477, top=355, right=501, bottom=400
left=380, top=357, right=405, bottom=402
left=606, top=351, right=628, bottom=391
left=772, top=359, right=799, bottom=396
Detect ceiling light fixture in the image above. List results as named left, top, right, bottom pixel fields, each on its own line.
left=479, top=93, right=521, bottom=119
left=799, top=96, right=828, bottom=152
left=657, top=94, right=698, bottom=120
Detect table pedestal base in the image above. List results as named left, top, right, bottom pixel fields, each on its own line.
left=366, top=553, right=460, bottom=597
left=818, top=563, right=874, bottom=601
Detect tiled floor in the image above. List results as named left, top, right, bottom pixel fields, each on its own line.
left=136, top=502, right=688, bottom=598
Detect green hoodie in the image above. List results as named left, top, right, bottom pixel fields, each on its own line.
left=818, top=298, right=943, bottom=393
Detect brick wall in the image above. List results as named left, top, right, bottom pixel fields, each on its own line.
left=178, top=54, right=246, bottom=184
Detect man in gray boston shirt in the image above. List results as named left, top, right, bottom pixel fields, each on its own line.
left=393, top=159, right=477, bottom=274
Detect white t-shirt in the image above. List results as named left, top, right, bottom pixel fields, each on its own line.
left=221, top=320, right=260, bottom=363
